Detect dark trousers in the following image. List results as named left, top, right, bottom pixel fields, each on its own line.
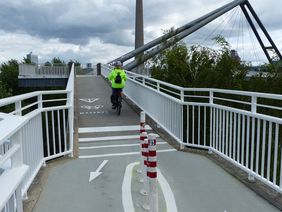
left=111, top=88, right=123, bottom=105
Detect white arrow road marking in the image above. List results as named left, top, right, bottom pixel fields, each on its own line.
left=80, top=98, right=99, bottom=103
left=89, top=160, right=108, bottom=182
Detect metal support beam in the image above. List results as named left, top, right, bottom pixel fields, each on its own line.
left=240, top=4, right=272, bottom=62
left=244, top=1, right=282, bottom=62
left=124, top=0, right=248, bottom=70
left=110, top=0, right=247, bottom=65
left=135, top=0, right=144, bottom=74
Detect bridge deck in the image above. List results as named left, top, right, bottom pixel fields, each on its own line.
left=28, top=74, right=279, bottom=212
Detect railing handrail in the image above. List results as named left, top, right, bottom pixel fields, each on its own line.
left=0, top=64, right=75, bottom=212
left=101, top=63, right=282, bottom=194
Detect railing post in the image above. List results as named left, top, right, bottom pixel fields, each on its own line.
left=38, top=94, right=43, bottom=110
left=67, top=91, right=74, bottom=157
left=15, top=101, right=22, bottom=116
left=251, top=96, right=257, bottom=113
left=157, top=82, right=160, bottom=92
left=180, top=90, right=184, bottom=102
left=209, top=90, right=214, bottom=104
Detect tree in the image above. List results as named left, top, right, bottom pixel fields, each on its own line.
left=52, top=57, right=65, bottom=66
left=0, top=81, right=11, bottom=98
left=22, top=57, right=32, bottom=64
left=150, top=34, right=248, bottom=90
left=0, top=59, right=20, bottom=95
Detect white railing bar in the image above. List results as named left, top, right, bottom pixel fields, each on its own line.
left=45, top=112, right=50, bottom=157
left=57, top=110, right=62, bottom=153
left=261, top=120, right=267, bottom=177
left=51, top=111, right=56, bottom=155
left=237, top=114, right=241, bottom=163
left=273, top=124, right=279, bottom=185
left=255, top=119, right=261, bottom=174
left=256, top=103, right=282, bottom=111
left=42, top=105, right=70, bottom=112
left=213, top=96, right=251, bottom=106
left=210, top=104, right=282, bottom=125
left=216, top=108, right=219, bottom=150
left=204, top=107, right=206, bottom=146
left=184, top=95, right=209, bottom=99
left=198, top=106, right=201, bottom=145
left=226, top=111, right=229, bottom=156
left=187, top=105, right=190, bottom=143
left=192, top=106, right=195, bottom=145
left=250, top=117, right=255, bottom=171
left=246, top=116, right=250, bottom=168
left=42, top=98, right=67, bottom=103
left=43, top=151, right=72, bottom=161
left=63, top=110, right=67, bottom=151
left=0, top=144, right=20, bottom=167
left=0, top=90, right=70, bottom=107
left=267, top=122, right=272, bottom=180
left=127, top=71, right=185, bottom=91
left=241, top=115, right=245, bottom=165
left=280, top=146, right=282, bottom=189
left=228, top=112, right=232, bottom=157
left=219, top=109, right=222, bottom=152
left=233, top=113, right=237, bottom=160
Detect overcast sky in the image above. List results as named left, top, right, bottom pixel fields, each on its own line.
left=0, top=0, right=281, bottom=66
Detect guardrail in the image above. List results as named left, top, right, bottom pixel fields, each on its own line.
left=0, top=64, right=74, bottom=212
left=18, top=64, right=69, bottom=78
left=101, top=63, right=282, bottom=193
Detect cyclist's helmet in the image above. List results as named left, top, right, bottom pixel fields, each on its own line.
left=114, top=61, right=122, bottom=68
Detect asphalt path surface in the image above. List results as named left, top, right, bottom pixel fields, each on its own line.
left=33, top=75, right=280, bottom=212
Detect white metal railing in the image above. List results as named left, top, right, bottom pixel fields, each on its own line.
left=18, top=64, right=69, bottom=78
left=0, top=64, right=74, bottom=212
left=101, top=64, right=282, bottom=193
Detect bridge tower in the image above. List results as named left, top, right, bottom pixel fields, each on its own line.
left=135, top=0, right=144, bottom=74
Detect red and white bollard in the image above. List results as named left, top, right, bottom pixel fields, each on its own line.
left=138, top=111, right=146, bottom=174
left=140, top=111, right=146, bottom=133
left=140, top=137, right=149, bottom=195
left=147, top=133, right=158, bottom=212
left=139, top=132, right=148, bottom=182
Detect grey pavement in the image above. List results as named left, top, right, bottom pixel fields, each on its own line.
left=32, top=74, right=280, bottom=212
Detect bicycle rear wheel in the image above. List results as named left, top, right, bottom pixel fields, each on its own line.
left=116, top=96, right=122, bottom=115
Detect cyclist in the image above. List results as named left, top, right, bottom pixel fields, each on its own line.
left=108, top=61, right=127, bottom=109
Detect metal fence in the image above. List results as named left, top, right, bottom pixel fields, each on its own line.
left=18, top=64, right=69, bottom=78
left=102, top=64, right=282, bottom=193
left=0, top=65, right=74, bottom=212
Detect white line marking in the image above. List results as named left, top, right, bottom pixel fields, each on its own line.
left=158, top=168, right=178, bottom=212
left=122, top=162, right=138, bottom=212
left=79, top=134, right=160, bottom=142
left=78, top=125, right=152, bottom=133
left=79, top=149, right=176, bottom=159
left=79, top=142, right=167, bottom=150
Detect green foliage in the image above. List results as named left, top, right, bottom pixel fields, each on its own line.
left=52, top=57, right=65, bottom=66
left=0, top=59, right=20, bottom=95
left=22, top=57, right=32, bottom=64
left=150, top=34, right=280, bottom=93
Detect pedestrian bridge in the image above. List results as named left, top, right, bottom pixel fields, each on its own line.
left=1, top=63, right=282, bottom=212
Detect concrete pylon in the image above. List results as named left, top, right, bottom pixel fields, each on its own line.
left=135, top=0, right=144, bottom=74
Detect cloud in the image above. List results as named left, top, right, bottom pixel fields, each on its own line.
left=0, top=0, right=281, bottom=65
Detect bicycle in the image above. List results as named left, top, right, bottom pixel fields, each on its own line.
left=115, top=91, right=122, bottom=116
